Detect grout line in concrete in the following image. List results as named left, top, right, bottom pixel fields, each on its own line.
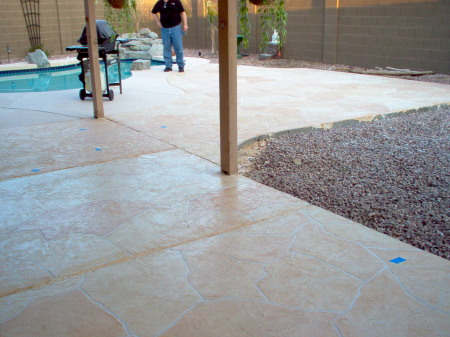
left=0, top=207, right=303, bottom=299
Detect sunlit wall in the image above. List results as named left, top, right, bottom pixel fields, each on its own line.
left=0, top=0, right=448, bottom=73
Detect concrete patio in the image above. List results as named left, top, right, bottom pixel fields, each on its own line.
left=0, top=57, right=449, bottom=336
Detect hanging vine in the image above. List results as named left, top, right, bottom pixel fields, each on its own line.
left=103, top=0, right=138, bottom=34
left=238, top=0, right=287, bottom=53
left=238, top=0, right=251, bottom=50
left=257, top=0, right=287, bottom=52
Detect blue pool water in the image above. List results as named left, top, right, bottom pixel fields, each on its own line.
left=0, top=59, right=161, bottom=93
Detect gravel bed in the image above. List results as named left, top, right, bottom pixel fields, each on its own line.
left=242, top=107, right=450, bottom=260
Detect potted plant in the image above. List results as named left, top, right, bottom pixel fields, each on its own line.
left=106, top=0, right=126, bottom=9
left=249, top=0, right=274, bottom=5
left=239, top=0, right=251, bottom=50
left=103, top=0, right=137, bottom=34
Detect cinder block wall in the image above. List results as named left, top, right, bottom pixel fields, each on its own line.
left=281, top=0, right=450, bottom=73
left=333, top=0, right=450, bottom=73
left=1, top=0, right=448, bottom=73
left=0, top=0, right=104, bottom=61
left=282, top=0, right=326, bottom=62
left=0, top=1, right=31, bottom=61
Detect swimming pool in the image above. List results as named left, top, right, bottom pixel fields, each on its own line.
left=0, top=59, right=161, bottom=94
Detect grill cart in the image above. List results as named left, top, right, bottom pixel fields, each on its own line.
left=66, top=20, right=123, bottom=101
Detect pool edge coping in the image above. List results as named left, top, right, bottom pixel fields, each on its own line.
left=0, top=58, right=165, bottom=75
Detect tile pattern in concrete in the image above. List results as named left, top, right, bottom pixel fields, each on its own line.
left=1, top=58, right=449, bottom=336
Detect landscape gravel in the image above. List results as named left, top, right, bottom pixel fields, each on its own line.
left=242, top=107, right=450, bottom=260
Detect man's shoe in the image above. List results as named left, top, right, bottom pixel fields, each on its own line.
left=164, top=67, right=172, bottom=72
left=179, top=67, right=184, bottom=72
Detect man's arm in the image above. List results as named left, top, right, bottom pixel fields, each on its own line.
left=152, top=13, right=162, bottom=28
left=181, top=11, right=188, bottom=32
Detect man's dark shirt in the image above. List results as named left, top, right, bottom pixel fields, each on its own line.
left=151, top=0, right=185, bottom=28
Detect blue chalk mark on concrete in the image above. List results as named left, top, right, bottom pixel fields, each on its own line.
left=31, top=169, right=40, bottom=172
left=160, top=126, right=167, bottom=128
left=95, top=148, right=102, bottom=151
left=390, top=257, right=406, bottom=264
left=80, top=128, right=87, bottom=131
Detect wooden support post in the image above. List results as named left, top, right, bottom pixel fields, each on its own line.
left=84, top=0, right=104, bottom=118
left=218, top=0, right=238, bottom=175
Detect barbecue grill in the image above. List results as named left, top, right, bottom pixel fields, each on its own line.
left=66, top=20, right=123, bottom=101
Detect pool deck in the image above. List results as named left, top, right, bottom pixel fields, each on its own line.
left=0, top=57, right=449, bottom=337
left=0, top=58, right=80, bottom=71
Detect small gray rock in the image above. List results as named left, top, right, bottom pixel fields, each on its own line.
left=124, top=51, right=151, bottom=59
left=149, top=44, right=163, bottom=57
left=26, top=49, right=50, bottom=67
left=141, top=38, right=154, bottom=45
left=129, top=44, right=151, bottom=51
left=122, top=40, right=142, bottom=47
left=131, top=59, right=151, bottom=70
left=138, top=28, right=152, bottom=36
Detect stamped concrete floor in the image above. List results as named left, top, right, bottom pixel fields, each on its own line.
left=1, top=58, right=449, bottom=336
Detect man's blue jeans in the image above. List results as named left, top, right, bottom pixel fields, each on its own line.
left=161, top=25, right=185, bottom=69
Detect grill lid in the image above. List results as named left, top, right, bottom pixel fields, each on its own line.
left=78, top=20, right=117, bottom=53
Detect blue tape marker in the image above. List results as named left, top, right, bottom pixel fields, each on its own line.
left=31, top=169, right=40, bottom=172
left=390, top=257, right=406, bottom=264
left=160, top=126, right=167, bottom=128
left=80, top=128, right=87, bottom=131
left=95, top=148, right=102, bottom=151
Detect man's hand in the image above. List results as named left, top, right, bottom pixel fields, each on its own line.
left=181, top=12, right=188, bottom=33
left=152, top=13, right=162, bottom=28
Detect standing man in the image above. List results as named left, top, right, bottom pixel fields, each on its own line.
left=152, top=0, right=188, bottom=72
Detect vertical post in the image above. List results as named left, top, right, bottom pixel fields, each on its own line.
left=84, top=0, right=104, bottom=118
left=218, top=0, right=238, bottom=175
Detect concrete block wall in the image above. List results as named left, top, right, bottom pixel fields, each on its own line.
left=0, top=0, right=448, bottom=73
left=0, top=0, right=104, bottom=61
left=334, top=0, right=450, bottom=73
left=0, top=1, right=31, bottom=61
left=183, top=0, right=210, bottom=51
left=282, top=0, right=326, bottom=62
